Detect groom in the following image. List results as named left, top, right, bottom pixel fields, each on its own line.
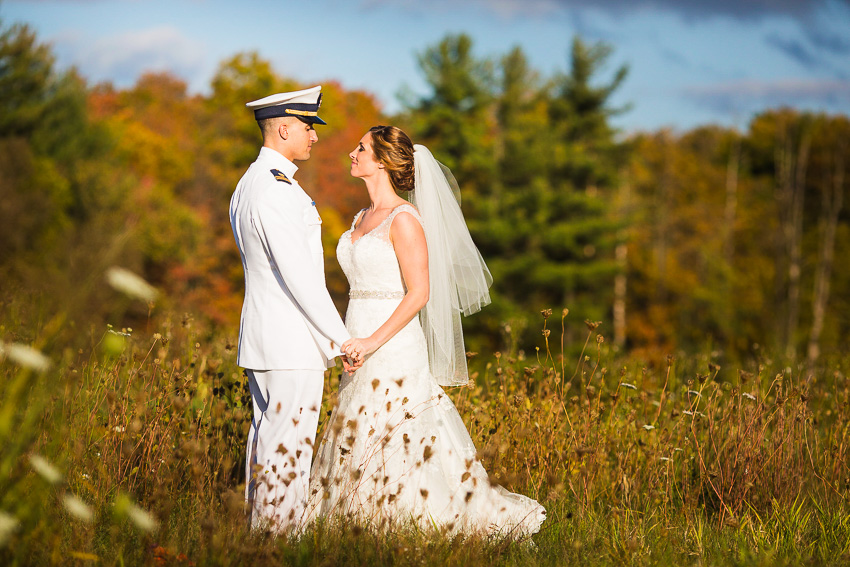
left=229, top=85, right=355, bottom=531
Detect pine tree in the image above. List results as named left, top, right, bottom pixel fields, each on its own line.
left=404, top=35, right=629, bottom=353
left=405, top=34, right=496, bottom=198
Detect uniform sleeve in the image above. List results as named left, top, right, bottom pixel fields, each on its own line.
left=251, top=187, right=350, bottom=353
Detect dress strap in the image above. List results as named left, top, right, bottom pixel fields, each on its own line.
left=371, top=204, right=421, bottom=245
left=350, top=208, right=367, bottom=231
left=387, top=204, right=422, bottom=227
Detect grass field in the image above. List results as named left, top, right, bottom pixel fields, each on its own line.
left=1, top=304, right=849, bottom=566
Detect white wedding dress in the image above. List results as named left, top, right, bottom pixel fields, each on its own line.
left=305, top=204, right=545, bottom=538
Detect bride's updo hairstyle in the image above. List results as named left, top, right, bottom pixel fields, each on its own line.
left=369, top=125, right=415, bottom=194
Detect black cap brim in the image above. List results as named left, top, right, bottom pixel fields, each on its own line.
left=296, top=115, right=327, bottom=125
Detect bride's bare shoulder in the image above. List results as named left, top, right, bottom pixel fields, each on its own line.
left=389, top=205, right=425, bottom=246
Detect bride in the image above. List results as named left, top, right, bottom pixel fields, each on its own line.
left=305, top=125, right=545, bottom=538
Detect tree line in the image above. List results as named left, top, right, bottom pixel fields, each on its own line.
left=1, top=21, right=847, bottom=367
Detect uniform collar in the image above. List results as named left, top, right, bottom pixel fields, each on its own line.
left=259, top=146, right=299, bottom=179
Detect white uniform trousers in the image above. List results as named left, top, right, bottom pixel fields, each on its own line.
left=244, top=369, right=324, bottom=532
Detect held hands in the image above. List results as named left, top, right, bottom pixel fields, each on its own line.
left=341, top=337, right=378, bottom=371
left=341, top=356, right=361, bottom=373
left=332, top=339, right=364, bottom=373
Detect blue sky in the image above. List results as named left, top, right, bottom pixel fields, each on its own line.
left=3, top=0, right=849, bottom=133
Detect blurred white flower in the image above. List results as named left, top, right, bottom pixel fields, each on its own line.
left=29, top=454, right=62, bottom=484
left=742, top=392, right=757, bottom=401
left=642, top=424, right=655, bottom=431
left=1, top=342, right=51, bottom=372
left=620, top=382, right=637, bottom=390
left=113, top=426, right=125, bottom=433
left=106, top=267, right=158, bottom=302
left=0, top=511, right=18, bottom=548
left=127, top=503, right=157, bottom=532
left=62, top=493, right=93, bottom=522
left=659, top=457, right=672, bottom=462
left=114, top=493, right=158, bottom=532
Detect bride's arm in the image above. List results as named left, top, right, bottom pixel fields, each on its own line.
left=342, top=211, right=429, bottom=359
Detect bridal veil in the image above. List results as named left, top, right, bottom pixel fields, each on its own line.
left=408, top=145, right=492, bottom=387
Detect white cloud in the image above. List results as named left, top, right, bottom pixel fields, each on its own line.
left=683, top=78, right=850, bottom=113
left=686, top=78, right=850, bottom=99
left=53, top=25, right=207, bottom=88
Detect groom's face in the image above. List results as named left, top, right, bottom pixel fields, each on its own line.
left=283, top=119, right=318, bottom=161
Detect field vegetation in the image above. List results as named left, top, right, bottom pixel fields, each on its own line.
left=2, top=18, right=849, bottom=567
left=1, top=295, right=848, bottom=565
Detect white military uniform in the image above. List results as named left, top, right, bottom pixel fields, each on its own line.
left=230, top=143, right=350, bottom=531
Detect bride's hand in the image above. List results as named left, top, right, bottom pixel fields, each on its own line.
left=342, top=337, right=378, bottom=363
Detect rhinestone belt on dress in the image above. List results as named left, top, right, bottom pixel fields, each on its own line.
left=349, top=290, right=405, bottom=299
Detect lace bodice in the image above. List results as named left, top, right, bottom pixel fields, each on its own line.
left=336, top=204, right=422, bottom=295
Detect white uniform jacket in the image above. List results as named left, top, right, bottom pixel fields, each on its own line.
left=230, top=147, right=350, bottom=370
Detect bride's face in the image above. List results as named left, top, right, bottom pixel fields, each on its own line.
left=349, top=133, right=383, bottom=179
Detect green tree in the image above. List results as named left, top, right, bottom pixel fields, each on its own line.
left=0, top=23, right=52, bottom=139
left=0, top=23, right=97, bottom=276
left=404, top=34, right=496, bottom=198
left=0, top=21, right=140, bottom=334
left=405, top=35, right=629, bottom=353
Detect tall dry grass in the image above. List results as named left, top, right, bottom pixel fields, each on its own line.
left=0, top=302, right=848, bottom=565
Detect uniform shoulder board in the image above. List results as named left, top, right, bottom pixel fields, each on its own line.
left=270, top=169, right=292, bottom=184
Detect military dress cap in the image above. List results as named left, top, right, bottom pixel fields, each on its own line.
left=246, top=85, right=326, bottom=125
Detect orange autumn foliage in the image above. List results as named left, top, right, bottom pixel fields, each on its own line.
left=86, top=66, right=386, bottom=329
